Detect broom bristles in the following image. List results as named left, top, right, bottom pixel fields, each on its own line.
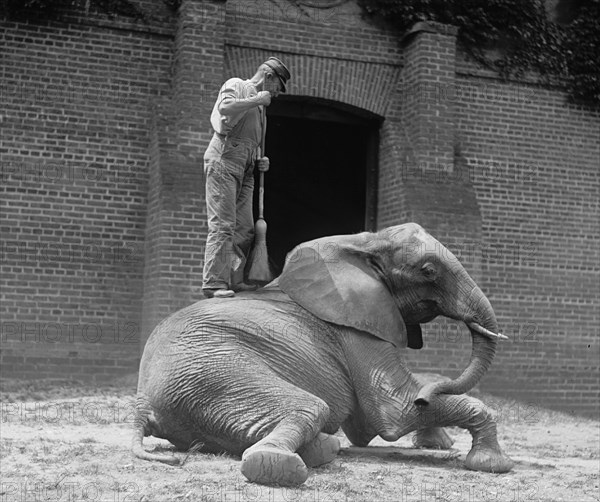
left=248, top=241, right=273, bottom=283
left=248, top=218, right=273, bottom=284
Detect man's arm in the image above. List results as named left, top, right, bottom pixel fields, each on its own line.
left=217, top=79, right=271, bottom=116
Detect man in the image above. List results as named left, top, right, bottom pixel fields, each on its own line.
left=202, top=57, right=291, bottom=299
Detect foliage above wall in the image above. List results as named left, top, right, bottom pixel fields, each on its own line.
left=3, top=0, right=143, bottom=20
left=1, top=0, right=178, bottom=23
left=3, top=0, right=598, bottom=105
left=358, top=0, right=600, bottom=106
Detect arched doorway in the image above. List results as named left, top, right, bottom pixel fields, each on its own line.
left=256, top=96, right=382, bottom=273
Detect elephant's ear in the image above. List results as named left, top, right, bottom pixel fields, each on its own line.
left=279, top=237, right=408, bottom=348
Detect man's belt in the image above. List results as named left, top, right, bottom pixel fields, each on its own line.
left=213, top=132, right=258, bottom=149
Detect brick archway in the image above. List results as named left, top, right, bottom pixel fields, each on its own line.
left=224, top=46, right=401, bottom=117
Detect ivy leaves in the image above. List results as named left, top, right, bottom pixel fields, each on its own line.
left=358, top=0, right=600, bottom=106
left=562, top=1, right=600, bottom=103
left=2, top=0, right=168, bottom=22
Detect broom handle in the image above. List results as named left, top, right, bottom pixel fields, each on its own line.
left=258, top=105, right=267, bottom=220
left=258, top=173, right=265, bottom=220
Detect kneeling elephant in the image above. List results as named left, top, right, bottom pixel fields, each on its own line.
left=132, top=223, right=514, bottom=485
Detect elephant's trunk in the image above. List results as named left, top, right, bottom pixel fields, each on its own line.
left=414, top=285, right=501, bottom=406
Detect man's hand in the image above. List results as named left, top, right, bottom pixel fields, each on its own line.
left=257, top=156, right=270, bottom=172
left=254, top=91, right=272, bottom=107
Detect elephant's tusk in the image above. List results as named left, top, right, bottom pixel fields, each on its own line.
left=468, top=323, right=508, bottom=340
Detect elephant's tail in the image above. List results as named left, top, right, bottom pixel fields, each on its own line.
left=131, top=395, right=180, bottom=466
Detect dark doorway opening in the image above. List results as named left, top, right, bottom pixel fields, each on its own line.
left=255, top=97, right=381, bottom=274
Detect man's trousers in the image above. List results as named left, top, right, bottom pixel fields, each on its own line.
left=202, top=134, right=256, bottom=290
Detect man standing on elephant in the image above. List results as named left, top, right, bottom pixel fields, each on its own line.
left=202, top=57, right=291, bottom=299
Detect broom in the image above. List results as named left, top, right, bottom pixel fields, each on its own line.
left=248, top=108, right=274, bottom=285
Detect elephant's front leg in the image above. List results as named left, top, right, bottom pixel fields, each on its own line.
left=414, top=395, right=514, bottom=473
left=240, top=392, right=334, bottom=486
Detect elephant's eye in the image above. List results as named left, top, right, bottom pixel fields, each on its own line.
left=421, top=262, right=437, bottom=280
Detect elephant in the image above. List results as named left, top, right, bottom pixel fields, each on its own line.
left=132, top=222, right=514, bottom=485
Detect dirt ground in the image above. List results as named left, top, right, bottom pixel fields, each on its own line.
left=1, top=377, right=598, bottom=502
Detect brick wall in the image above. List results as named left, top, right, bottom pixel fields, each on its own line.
left=140, top=0, right=227, bottom=343
left=0, top=10, right=173, bottom=381
left=454, top=72, right=600, bottom=416
left=1, top=0, right=598, bottom=416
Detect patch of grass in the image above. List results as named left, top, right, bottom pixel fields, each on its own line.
left=0, top=374, right=137, bottom=402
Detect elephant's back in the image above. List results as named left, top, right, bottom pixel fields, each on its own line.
left=179, top=288, right=339, bottom=353
left=142, top=288, right=299, bottom=343
left=141, top=286, right=340, bottom=364
left=145, top=287, right=346, bottom=394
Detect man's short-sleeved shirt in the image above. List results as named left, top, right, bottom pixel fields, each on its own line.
left=210, top=78, right=263, bottom=146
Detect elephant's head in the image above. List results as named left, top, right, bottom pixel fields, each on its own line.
left=278, top=222, right=506, bottom=406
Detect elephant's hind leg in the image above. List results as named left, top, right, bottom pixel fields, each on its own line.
left=240, top=390, right=332, bottom=486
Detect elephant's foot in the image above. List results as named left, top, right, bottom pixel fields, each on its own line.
left=465, top=437, right=514, bottom=473
left=413, top=427, right=454, bottom=450
left=241, top=446, right=308, bottom=486
left=298, top=433, right=340, bottom=467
